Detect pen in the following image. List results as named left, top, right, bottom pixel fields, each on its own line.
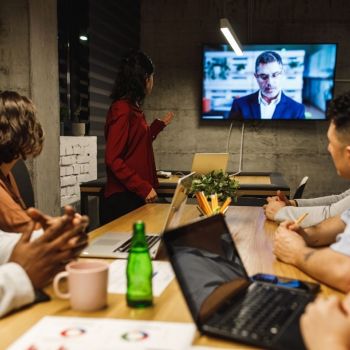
left=200, top=191, right=213, bottom=215
left=220, top=197, right=232, bottom=214
left=294, top=212, right=308, bottom=226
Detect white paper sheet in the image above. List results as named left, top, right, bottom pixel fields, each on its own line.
left=8, top=316, right=195, bottom=350
left=190, top=347, right=228, bottom=350
left=108, top=260, right=174, bottom=297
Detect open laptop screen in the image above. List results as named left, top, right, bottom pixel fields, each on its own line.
left=191, top=153, right=229, bottom=174
left=163, top=214, right=248, bottom=322
left=162, top=172, right=195, bottom=232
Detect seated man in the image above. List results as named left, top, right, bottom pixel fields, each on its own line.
left=0, top=207, right=88, bottom=317
left=273, top=91, right=350, bottom=292
left=301, top=293, right=350, bottom=350
left=264, top=188, right=350, bottom=227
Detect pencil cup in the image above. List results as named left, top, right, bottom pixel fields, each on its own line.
left=53, top=260, right=109, bottom=311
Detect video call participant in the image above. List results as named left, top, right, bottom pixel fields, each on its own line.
left=102, top=50, right=174, bottom=223
left=273, top=91, right=350, bottom=292
left=264, top=188, right=350, bottom=228
left=229, top=51, right=305, bottom=120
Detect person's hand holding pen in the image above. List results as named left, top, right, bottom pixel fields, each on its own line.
left=273, top=213, right=309, bottom=265
left=276, top=190, right=297, bottom=206
left=263, top=190, right=297, bottom=220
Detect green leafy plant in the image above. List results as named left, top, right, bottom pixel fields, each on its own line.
left=189, top=170, right=239, bottom=202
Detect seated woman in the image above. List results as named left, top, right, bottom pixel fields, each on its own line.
left=0, top=91, right=44, bottom=233
left=0, top=90, right=89, bottom=317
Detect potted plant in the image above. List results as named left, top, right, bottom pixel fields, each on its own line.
left=188, top=170, right=239, bottom=203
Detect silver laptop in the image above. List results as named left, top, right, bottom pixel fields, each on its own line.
left=191, top=153, right=229, bottom=174
left=81, top=172, right=195, bottom=259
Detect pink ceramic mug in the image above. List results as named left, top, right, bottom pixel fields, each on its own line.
left=53, top=260, right=109, bottom=311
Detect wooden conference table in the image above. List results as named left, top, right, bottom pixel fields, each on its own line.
left=80, top=171, right=290, bottom=217
left=0, top=204, right=343, bottom=349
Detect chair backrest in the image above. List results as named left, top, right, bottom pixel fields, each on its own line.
left=191, top=153, right=229, bottom=174
left=293, top=176, right=309, bottom=199
left=11, top=159, right=35, bottom=208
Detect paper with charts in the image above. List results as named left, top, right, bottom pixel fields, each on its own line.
left=108, top=260, right=174, bottom=297
left=7, top=316, right=196, bottom=350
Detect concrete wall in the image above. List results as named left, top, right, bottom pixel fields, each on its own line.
left=141, top=0, right=350, bottom=197
left=0, top=0, right=60, bottom=215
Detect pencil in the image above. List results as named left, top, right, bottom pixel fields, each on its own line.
left=211, top=193, right=219, bottom=213
left=219, top=197, right=232, bottom=214
left=196, top=205, right=206, bottom=216
left=294, top=212, right=309, bottom=226
left=195, top=192, right=208, bottom=215
left=200, top=191, right=213, bottom=215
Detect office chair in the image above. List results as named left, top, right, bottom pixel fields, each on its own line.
left=293, top=176, right=309, bottom=199
left=11, top=159, right=35, bottom=208
left=237, top=176, right=309, bottom=206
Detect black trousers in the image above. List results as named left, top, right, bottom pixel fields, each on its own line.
left=100, top=191, right=144, bottom=225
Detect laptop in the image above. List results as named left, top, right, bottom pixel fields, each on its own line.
left=81, top=172, right=195, bottom=259
left=191, top=152, right=229, bottom=174
left=162, top=214, right=318, bottom=350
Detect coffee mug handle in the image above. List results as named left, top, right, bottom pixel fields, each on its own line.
left=53, top=271, right=70, bottom=299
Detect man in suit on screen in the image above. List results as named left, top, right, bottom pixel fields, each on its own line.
left=229, top=51, right=305, bottom=120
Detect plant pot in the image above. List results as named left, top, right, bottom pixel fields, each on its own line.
left=71, top=122, right=85, bottom=136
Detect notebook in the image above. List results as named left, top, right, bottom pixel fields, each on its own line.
left=162, top=214, right=318, bottom=350
left=81, top=172, right=195, bottom=259
left=191, top=153, right=229, bottom=174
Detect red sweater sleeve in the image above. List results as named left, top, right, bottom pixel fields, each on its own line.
left=149, top=119, right=166, bottom=141
left=105, top=109, right=152, bottom=199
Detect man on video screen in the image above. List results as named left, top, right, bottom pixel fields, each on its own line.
left=229, top=51, right=305, bottom=120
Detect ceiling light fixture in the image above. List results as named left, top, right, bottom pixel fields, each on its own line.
left=220, top=18, right=243, bottom=56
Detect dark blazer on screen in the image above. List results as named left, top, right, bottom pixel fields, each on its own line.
left=229, top=91, right=305, bottom=120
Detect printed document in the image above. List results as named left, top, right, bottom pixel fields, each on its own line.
left=8, top=316, right=195, bottom=350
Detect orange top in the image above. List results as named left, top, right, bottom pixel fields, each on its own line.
left=0, top=172, right=32, bottom=233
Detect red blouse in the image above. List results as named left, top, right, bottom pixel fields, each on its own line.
left=104, top=99, right=165, bottom=199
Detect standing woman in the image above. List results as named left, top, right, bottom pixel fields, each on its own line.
left=102, top=50, right=174, bottom=223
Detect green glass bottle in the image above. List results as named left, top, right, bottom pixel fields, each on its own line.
left=126, top=220, right=153, bottom=307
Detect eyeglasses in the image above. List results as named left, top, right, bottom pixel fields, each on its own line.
left=256, top=71, right=283, bottom=81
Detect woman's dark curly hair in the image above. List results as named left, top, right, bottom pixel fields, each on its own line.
left=110, top=50, right=154, bottom=105
left=0, top=91, right=44, bottom=165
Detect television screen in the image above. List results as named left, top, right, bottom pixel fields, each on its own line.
left=202, top=43, right=337, bottom=120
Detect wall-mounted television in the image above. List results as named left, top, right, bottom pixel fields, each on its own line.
left=202, top=43, right=338, bottom=121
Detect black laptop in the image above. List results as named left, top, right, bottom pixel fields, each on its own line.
left=162, top=214, right=318, bottom=350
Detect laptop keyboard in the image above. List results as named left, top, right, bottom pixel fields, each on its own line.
left=114, top=235, right=161, bottom=253
left=208, top=283, right=308, bottom=343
